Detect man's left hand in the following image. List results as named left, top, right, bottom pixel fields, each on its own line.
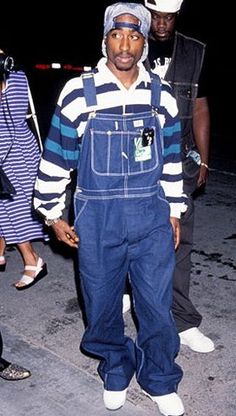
left=197, top=164, right=209, bottom=188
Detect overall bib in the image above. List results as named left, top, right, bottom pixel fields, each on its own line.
left=74, top=73, right=183, bottom=395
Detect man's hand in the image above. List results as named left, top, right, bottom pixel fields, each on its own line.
left=197, top=164, right=209, bottom=188
left=170, top=217, right=180, bottom=250
left=51, top=219, right=79, bottom=248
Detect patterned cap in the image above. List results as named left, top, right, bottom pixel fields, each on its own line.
left=103, top=2, right=151, bottom=39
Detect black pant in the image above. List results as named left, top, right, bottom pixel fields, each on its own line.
left=172, top=196, right=202, bottom=332
left=123, top=193, right=203, bottom=333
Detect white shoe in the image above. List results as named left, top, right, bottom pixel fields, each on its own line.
left=122, top=294, right=131, bottom=314
left=179, top=327, right=215, bottom=353
left=143, top=391, right=184, bottom=416
left=103, top=388, right=127, bottom=410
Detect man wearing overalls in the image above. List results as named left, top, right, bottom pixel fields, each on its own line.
left=34, top=3, right=187, bottom=415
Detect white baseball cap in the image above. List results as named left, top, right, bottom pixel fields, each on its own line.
left=144, top=0, right=184, bottom=13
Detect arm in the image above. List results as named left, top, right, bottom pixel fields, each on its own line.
left=34, top=88, right=80, bottom=247
left=193, top=96, right=210, bottom=187
left=170, top=217, right=181, bottom=250
left=34, top=110, right=79, bottom=218
left=159, top=83, right=188, bottom=219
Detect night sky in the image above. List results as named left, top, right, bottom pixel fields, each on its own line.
left=1, top=1, right=234, bottom=161
left=1, top=0, right=219, bottom=66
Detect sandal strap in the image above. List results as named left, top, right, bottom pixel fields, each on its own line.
left=25, top=265, right=38, bottom=271
left=24, top=257, right=43, bottom=273
left=14, top=257, right=46, bottom=288
left=18, top=274, right=34, bottom=285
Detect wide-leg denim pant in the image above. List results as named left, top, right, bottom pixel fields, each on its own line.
left=74, top=192, right=182, bottom=396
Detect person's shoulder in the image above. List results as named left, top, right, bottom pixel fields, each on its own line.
left=10, top=69, right=26, bottom=79
left=62, top=68, right=97, bottom=93
left=58, top=70, right=97, bottom=108
left=160, top=78, right=173, bottom=93
left=8, top=70, right=27, bottom=87
left=64, top=75, right=84, bottom=90
left=58, top=75, right=84, bottom=100
left=161, top=81, right=177, bottom=106
left=176, top=31, right=206, bottom=48
left=148, top=71, right=172, bottom=94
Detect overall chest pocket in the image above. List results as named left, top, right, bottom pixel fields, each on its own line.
left=90, top=125, right=161, bottom=176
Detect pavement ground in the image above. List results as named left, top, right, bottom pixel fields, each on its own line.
left=0, top=169, right=236, bottom=416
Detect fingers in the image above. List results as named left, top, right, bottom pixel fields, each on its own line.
left=52, top=221, right=79, bottom=248
left=65, top=231, right=79, bottom=247
left=57, top=233, right=78, bottom=248
left=197, top=173, right=208, bottom=188
left=197, top=177, right=207, bottom=188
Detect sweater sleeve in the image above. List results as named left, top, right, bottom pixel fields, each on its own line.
left=34, top=98, right=79, bottom=220
left=159, top=84, right=188, bottom=218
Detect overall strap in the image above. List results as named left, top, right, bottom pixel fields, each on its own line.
left=150, top=72, right=161, bottom=111
left=81, top=71, right=97, bottom=107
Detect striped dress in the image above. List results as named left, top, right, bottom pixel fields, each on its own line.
left=0, top=70, right=48, bottom=244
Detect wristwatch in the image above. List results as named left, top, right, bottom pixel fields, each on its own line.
left=44, top=217, right=61, bottom=226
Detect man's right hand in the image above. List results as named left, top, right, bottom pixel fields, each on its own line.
left=52, top=219, right=79, bottom=248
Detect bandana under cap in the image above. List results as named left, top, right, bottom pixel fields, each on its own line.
left=102, top=2, right=151, bottom=62
left=103, top=2, right=151, bottom=38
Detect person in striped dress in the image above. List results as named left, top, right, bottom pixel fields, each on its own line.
left=0, top=50, right=48, bottom=289
left=34, top=3, right=187, bottom=415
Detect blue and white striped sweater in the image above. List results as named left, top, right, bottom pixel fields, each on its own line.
left=34, top=58, right=187, bottom=219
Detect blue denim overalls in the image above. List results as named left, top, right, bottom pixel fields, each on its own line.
left=74, top=72, right=183, bottom=396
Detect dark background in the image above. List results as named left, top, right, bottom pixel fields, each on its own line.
left=1, top=1, right=234, bottom=171
left=1, top=1, right=219, bottom=65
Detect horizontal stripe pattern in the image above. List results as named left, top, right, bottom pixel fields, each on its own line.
left=0, top=71, right=48, bottom=244
left=35, top=58, right=187, bottom=218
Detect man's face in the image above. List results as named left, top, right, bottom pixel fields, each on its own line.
left=105, top=14, right=145, bottom=72
left=150, top=11, right=176, bottom=42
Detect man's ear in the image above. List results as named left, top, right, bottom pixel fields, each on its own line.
left=102, top=36, right=108, bottom=57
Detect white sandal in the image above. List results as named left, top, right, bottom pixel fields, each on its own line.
left=15, top=257, right=47, bottom=290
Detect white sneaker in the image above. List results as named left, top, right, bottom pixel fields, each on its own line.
left=143, top=391, right=184, bottom=416
left=179, top=327, right=215, bottom=353
left=122, top=294, right=131, bottom=314
left=103, top=388, right=127, bottom=410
